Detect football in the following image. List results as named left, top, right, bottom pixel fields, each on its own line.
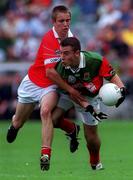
left=99, top=83, right=121, bottom=106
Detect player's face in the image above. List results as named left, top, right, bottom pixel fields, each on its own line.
left=60, top=46, right=80, bottom=67
left=53, top=12, right=71, bottom=39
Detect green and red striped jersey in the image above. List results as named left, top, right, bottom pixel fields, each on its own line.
left=56, top=51, right=116, bottom=97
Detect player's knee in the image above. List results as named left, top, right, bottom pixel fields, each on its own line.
left=85, top=131, right=98, bottom=144
left=40, top=106, right=51, bottom=119
left=52, top=115, right=62, bottom=128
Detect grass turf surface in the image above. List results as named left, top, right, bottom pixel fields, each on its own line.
left=0, top=120, right=133, bottom=180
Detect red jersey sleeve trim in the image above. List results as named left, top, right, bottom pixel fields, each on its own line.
left=99, top=57, right=116, bottom=80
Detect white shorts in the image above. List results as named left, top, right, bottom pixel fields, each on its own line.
left=57, top=93, right=101, bottom=126
left=18, top=75, right=57, bottom=103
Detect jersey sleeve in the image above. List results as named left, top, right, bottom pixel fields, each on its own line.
left=44, top=56, right=61, bottom=70
left=42, top=41, right=60, bottom=70
left=99, top=57, right=116, bottom=80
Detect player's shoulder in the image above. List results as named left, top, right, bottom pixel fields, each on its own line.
left=82, top=51, right=103, bottom=61
left=42, top=29, right=54, bottom=42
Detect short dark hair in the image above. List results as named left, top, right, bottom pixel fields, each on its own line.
left=60, top=37, right=81, bottom=52
left=51, top=5, right=71, bottom=21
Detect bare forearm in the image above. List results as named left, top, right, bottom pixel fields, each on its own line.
left=46, top=68, right=87, bottom=106
left=110, top=74, right=125, bottom=88
left=46, top=68, right=74, bottom=93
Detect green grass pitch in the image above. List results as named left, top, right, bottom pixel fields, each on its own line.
left=1, top=120, right=133, bottom=180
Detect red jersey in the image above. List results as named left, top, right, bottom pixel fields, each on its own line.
left=28, top=29, right=61, bottom=87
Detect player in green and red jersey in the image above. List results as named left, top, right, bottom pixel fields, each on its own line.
left=47, top=37, right=126, bottom=170
left=6, top=6, right=85, bottom=171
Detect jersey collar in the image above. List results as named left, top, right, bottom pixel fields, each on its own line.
left=65, top=52, right=85, bottom=73
left=79, top=52, right=85, bottom=68
left=52, top=27, right=73, bottom=39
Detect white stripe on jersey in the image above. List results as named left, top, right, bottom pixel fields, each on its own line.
left=44, top=57, right=61, bottom=65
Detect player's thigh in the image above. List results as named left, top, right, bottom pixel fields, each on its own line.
left=57, top=93, right=74, bottom=111
left=76, top=110, right=98, bottom=126
left=40, top=91, right=58, bottom=111
left=15, top=102, right=35, bottom=121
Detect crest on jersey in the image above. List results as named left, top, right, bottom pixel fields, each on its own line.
left=68, top=75, right=76, bottom=84
left=83, top=72, right=90, bottom=80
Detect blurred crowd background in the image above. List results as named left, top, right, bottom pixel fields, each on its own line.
left=0, top=0, right=133, bottom=120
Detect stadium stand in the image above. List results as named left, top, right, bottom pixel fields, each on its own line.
left=0, top=0, right=133, bottom=119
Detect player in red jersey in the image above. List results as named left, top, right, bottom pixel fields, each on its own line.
left=6, top=6, right=85, bottom=171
